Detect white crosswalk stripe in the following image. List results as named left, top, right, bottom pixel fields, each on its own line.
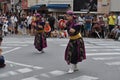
left=84, top=39, right=120, bottom=69
left=93, top=57, right=120, bottom=60
left=0, top=67, right=43, bottom=79
left=92, top=57, right=120, bottom=67
left=3, top=44, right=28, bottom=47
left=106, top=62, right=120, bottom=66
left=7, top=71, right=18, bottom=75
left=90, top=42, right=120, bottom=66
left=0, top=70, right=18, bottom=78
left=17, top=68, right=33, bottom=73
left=0, top=73, right=9, bottom=78
left=40, top=73, right=50, bottom=78
left=6, top=60, right=44, bottom=70
left=0, top=47, right=12, bottom=49
left=87, top=53, right=120, bottom=56
left=49, top=70, right=66, bottom=76
left=70, top=75, right=99, bottom=80
left=21, top=70, right=66, bottom=80
left=22, top=77, right=39, bottom=80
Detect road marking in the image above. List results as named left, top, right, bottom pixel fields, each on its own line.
left=4, top=44, right=28, bottom=47
left=7, top=71, right=18, bottom=75
left=2, top=47, right=21, bottom=55
left=70, top=75, right=99, bottom=80
left=6, top=60, right=44, bottom=69
left=93, top=57, right=120, bottom=60
left=0, top=47, right=12, bottom=49
left=87, top=49, right=118, bottom=51
left=49, top=70, right=66, bottom=76
left=26, top=70, right=66, bottom=79
left=0, top=73, right=9, bottom=78
left=40, top=73, right=50, bottom=78
left=97, top=44, right=119, bottom=46
left=0, top=67, right=40, bottom=79
left=17, top=68, right=33, bottom=73
left=106, top=62, right=120, bottom=66
left=114, top=49, right=120, bottom=51
left=87, top=53, right=120, bottom=56
left=3, top=41, right=34, bottom=44
left=60, top=44, right=120, bottom=49
left=60, top=44, right=67, bottom=46
left=86, top=46, right=120, bottom=49
left=0, top=71, right=18, bottom=78
left=33, top=66, right=44, bottom=70
left=22, top=77, right=39, bottom=80
left=86, top=49, right=98, bottom=51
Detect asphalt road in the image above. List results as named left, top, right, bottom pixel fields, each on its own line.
left=0, top=35, right=120, bottom=80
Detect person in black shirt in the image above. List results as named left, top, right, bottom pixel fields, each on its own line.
left=48, top=14, right=55, bottom=31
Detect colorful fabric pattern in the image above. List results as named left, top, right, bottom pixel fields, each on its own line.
left=34, top=33, right=47, bottom=51
left=65, top=38, right=86, bottom=64
left=65, top=20, right=86, bottom=64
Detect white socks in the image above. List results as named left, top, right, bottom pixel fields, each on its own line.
left=74, top=64, right=79, bottom=71
left=67, top=64, right=78, bottom=74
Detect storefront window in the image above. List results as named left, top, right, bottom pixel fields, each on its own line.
left=73, top=0, right=97, bottom=12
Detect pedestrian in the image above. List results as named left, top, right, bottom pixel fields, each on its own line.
left=0, top=25, right=5, bottom=68
left=44, top=21, right=51, bottom=37
left=34, top=14, right=47, bottom=53
left=64, top=10, right=86, bottom=73
left=10, top=14, right=18, bottom=34
left=98, top=16, right=105, bottom=38
left=26, top=13, right=32, bottom=35
left=2, top=18, right=8, bottom=36
left=47, top=14, right=55, bottom=31
left=108, top=12, right=116, bottom=33
left=0, top=48, right=6, bottom=68
left=84, top=12, right=92, bottom=37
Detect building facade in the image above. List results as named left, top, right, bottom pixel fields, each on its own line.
left=0, top=0, right=120, bottom=14
left=37, top=0, right=72, bottom=12
left=37, top=0, right=120, bottom=14
left=28, top=0, right=38, bottom=7
left=36, top=0, right=110, bottom=14
left=73, top=0, right=110, bottom=14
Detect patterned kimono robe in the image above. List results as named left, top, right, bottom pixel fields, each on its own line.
left=34, top=21, right=47, bottom=51
left=65, top=20, right=86, bottom=64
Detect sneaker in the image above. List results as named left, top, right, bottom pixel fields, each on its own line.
left=41, top=50, right=45, bottom=53
left=67, top=68, right=74, bottom=74
left=73, top=64, right=79, bottom=71
left=74, top=68, right=79, bottom=71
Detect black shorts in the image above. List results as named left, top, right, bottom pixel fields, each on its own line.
left=26, top=24, right=31, bottom=30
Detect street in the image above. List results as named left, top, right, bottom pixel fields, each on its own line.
left=0, top=35, right=120, bottom=80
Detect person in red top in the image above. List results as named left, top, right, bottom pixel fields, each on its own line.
left=44, top=21, right=51, bottom=37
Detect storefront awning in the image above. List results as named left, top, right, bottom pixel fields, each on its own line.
left=47, top=4, right=70, bottom=9
left=29, top=4, right=45, bottom=10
